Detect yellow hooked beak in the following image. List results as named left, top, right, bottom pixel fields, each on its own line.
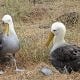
left=45, top=32, right=54, bottom=47
left=2, top=22, right=9, bottom=36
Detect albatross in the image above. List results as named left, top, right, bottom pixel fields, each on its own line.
left=0, top=15, right=22, bottom=74
left=45, top=22, right=80, bottom=73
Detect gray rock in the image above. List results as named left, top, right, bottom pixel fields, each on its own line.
left=40, top=67, right=53, bottom=76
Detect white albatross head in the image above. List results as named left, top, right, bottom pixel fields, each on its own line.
left=45, top=22, right=66, bottom=48
left=51, top=22, right=66, bottom=36
left=2, top=15, right=13, bottom=24
left=2, top=15, right=16, bottom=36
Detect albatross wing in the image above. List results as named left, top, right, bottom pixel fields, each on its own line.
left=50, top=44, right=80, bottom=73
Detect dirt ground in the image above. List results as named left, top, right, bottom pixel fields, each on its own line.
left=0, top=62, right=80, bottom=80
left=0, top=0, right=80, bottom=80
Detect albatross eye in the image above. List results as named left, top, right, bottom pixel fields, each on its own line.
left=53, top=30, right=56, bottom=32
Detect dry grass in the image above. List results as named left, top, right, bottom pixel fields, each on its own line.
left=0, top=62, right=80, bottom=80
left=0, top=0, right=80, bottom=80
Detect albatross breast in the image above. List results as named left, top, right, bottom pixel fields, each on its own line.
left=1, top=35, right=19, bottom=53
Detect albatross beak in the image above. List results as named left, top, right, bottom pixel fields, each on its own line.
left=45, top=32, right=54, bottom=47
left=2, top=22, right=9, bottom=36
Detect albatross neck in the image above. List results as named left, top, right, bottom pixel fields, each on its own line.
left=9, top=22, right=17, bottom=36
left=51, top=35, right=65, bottom=52
left=54, top=35, right=65, bottom=45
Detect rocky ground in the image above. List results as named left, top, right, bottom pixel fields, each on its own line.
left=0, top=0, right=80, bottom=80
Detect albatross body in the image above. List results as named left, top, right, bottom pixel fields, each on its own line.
left=46, top=22, right=80, bottom=73
left=0, top=15, right=20, bottom=74
left=1, top=32, right=19, bottom=54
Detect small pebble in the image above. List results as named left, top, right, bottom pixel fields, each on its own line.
left=40, top=67, right=53, bottom=76
left=15, top=68, right=25, bottom=72
left=0, top=70, right=4, bottom=75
